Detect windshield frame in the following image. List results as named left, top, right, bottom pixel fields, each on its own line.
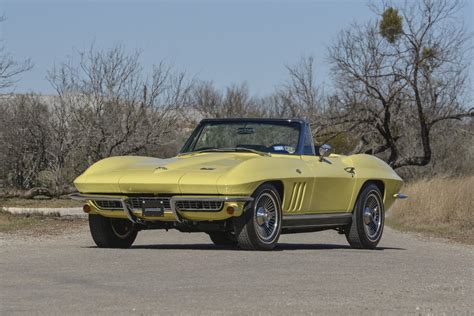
left=180, top=118, right=308, bottom=156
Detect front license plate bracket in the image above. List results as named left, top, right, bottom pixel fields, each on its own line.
left=141, top=200, right=165, bottom=217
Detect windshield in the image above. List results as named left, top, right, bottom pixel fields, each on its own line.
left=182, top=121, right=302, bottom=155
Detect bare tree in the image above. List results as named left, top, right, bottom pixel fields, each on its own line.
left=192, top=81, right=262, bottom=118
left=402, top=118, right=474, bottom=178
left=328, top=0, right=473, bottom=168
left=266, top=55, right=353, bottom=150
left=0, top=44, right=193, bottom=196
left=48, top=45, right=193, bottom=167
left=0, top=94, right=51, bottom=189
left=32, top=44, right=195, bottom=195
left=0, top=16, right=33, bottom=92
left=271, top=56, right=322, bottom=121
left=192, top=81, right=223, bottom=118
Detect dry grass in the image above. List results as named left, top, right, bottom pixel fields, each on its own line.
left=0, top=209, right=86, bottom=236
left=387, top=176, right=474, bottom=244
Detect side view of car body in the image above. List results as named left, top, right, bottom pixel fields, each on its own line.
left=71, top=118, right=406, bottom=250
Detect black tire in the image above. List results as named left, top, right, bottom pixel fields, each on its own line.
left=208, top=232, right=237, bottom=248
left=234, top=184, right=282, bottom=250
left=345, top=183, right=384, bottom=249
left=89, top=214, right=138, bottom=248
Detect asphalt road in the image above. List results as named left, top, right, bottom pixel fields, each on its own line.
left=1, top=224, right=472, bottom=315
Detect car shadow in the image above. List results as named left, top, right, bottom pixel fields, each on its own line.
left=83, top=243, right=404, bottom=251
left=276, top=243, right=405, bottom=251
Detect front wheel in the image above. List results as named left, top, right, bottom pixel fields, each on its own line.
left=89, top=214, right=138, bottom=248
left=208, top=232, right=237, bottom=248
left=234, top=184, right=282, bottom=250
left=345, top=184, right=384, bottom=249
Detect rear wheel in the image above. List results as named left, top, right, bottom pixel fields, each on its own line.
left=208, top=232, right=237, bottom=247
left=234, top=184, right=282, bottom=250
left=89, top=214, right=138, bottom=248
left=345, top=184, right=384, bottom=249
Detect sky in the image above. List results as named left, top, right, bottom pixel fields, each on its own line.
left=1, top=0, right=473, bottom=96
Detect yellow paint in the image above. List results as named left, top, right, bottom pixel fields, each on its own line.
left=74, top=152, right=403, bottom=221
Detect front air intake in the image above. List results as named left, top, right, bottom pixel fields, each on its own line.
left=175, top=200, right=223, bottom=212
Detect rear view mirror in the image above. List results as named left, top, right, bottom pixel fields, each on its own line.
left=319, top=144, right=332, bottom=161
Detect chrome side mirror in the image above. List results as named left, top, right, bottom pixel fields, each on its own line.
left=319, top=144, right=332, bottom=161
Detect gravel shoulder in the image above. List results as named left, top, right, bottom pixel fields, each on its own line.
left=1, top=221, right=472, bottom=315
left=3, top=207, right=84, bottom=217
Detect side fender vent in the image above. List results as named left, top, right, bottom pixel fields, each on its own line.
left=287, top=182, right=307, bottom=212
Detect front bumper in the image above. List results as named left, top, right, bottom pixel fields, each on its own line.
left=393, top=193, right=408, bottom=199
left=69, top=193, right=253, bottom=224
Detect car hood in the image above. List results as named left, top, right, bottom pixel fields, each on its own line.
left=73, top=153, right=261, bottom=194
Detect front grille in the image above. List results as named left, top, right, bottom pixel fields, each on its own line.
left=93, top=197, right=171, bottom=211
left=175, top=200, right=223, bottom=212
left=94, top=200, right=122, bottom=210
left=93, top=197, right=223, bottom=212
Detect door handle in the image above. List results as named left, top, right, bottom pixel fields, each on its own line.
left=344, top=167, right=356, bottom=175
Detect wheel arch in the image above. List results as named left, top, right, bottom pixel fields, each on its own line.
left=258, top=180, right=284, bottom=201
left=365, top=180, right=385, bottom=199
left=356, top=179, right=386, bottom=204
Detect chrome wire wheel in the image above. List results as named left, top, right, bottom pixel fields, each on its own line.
left=362, top=192, right=382, bottom=241
left=253, top=192, right=279, bottom=242
left=110, top=218, right=133, bottom=239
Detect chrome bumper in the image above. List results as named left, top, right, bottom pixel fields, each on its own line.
left=69, top=193, right=253, bottom=224
left=393, top=193, right=408, bottom=199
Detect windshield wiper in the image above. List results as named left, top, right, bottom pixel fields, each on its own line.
left=181, top=147, right=271, bottom=157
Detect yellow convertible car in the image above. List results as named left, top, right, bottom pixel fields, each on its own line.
left=71, top=118, right=406, bottom=250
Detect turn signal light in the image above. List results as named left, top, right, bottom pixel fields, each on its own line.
left=226, top=206, right=235, bottom=215
left=83, top=204, right=91, bottom=213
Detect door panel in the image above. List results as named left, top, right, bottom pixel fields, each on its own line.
left=302, top=155, right=356, bottom=213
